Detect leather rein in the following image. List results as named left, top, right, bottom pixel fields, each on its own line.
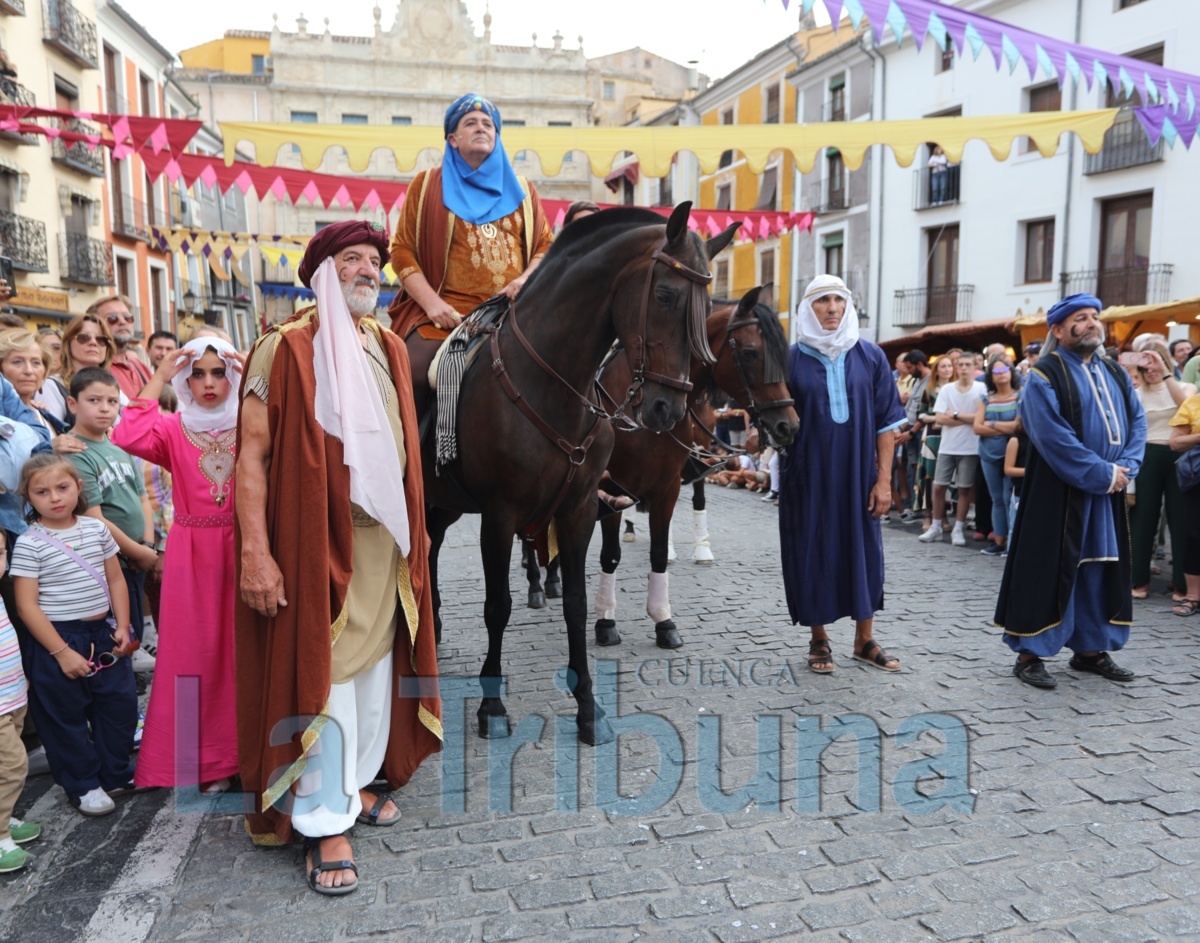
left=489, top=236, right=714, bottom=537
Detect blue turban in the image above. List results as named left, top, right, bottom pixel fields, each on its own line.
left=441, top=94, right=527, bottom=226
left=1047, top=292, right=1103, bottom=326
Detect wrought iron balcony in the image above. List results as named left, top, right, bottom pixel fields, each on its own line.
left=49, top=117, right=105, bottom=176
left=807, top=180, right=850, bottom=214
left=112, top=195, right=167, bottom=243
left=893, top=284, right=975, bottom=327
left=58, top=232, right=113, bottom=285
left=0, top=209, right=47, bottom=272
left=1059, top=263, right=1172, bottom=308
left=42, top=0, right=98, bottom=69
left=913, top=164, right=961, bottom=210
left=0, top=0, right=26, bottom=15
left=0, top=77, right=38, bottom=144
left=1084, top=110, right=1163, bottom=174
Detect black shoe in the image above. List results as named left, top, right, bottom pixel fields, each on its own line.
left=1014, top=657, right=1057, bottom=689
left=1069, top=652, right=1134, bottom=682
left=980, top=543, right=1007, bottom=556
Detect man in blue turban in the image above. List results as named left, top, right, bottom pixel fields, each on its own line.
left=388, top=94, right=552, bottom=404
left=995, top=294, right=1147, bottom=689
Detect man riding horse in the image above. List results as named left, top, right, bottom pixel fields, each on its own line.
left=389, top=94, right=553, bottom=404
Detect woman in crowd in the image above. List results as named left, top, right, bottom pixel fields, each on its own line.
left=1169, top=390, right=1200, bottom=615
left=973, top=352, right=1021, bottom=556
left=1132, top=343, right=1195, bottom=601
left=111, top=337, right=241, bottom=794
left=0, top=331, right=67, bottom=436
left=38, top=315, right=115, bottom=424
left=913, top=353, right=956, bottom=533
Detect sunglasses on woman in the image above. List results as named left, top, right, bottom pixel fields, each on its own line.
left=74, top=332, right=111, bottom=346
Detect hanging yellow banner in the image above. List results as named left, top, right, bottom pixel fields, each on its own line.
left=219, top=110, right=1119, bottom=177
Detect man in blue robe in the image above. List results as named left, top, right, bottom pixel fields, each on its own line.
left=995, top=294, right=1147, bottom=688
left=778, top=275, right=907, bottom=673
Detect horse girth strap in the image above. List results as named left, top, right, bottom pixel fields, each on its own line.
left=630, top=237, right=714, bottom=392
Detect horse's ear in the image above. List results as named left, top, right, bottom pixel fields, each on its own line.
left=665, top=201, right=692, bottom=245
left=706, top=222, right=741, bottom=259
left=737, top=286, right=763, bottom=315
left=756, top=282, right=775, bottom=312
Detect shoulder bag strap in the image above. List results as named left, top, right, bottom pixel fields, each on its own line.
left=23, top=528, right=115, bottom=616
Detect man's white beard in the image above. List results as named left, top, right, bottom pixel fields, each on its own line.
left=341, top=279, right=379, bottom=317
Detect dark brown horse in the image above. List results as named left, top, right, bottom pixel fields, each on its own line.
left=412, top=204, right=739, bottom=745
left=590, top=286, right=798, bottom=648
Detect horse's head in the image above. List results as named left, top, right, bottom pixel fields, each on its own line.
left=612, top=202, right=740, bottom=433
left=711, top=284, right=799, bottom=447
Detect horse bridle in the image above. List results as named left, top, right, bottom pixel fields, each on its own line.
left=713, top=308, right=794, bottom=437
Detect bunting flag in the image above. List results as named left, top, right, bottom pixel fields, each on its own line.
left=0, top=104, right=203, bottom=157
left=219, top=109, right=1122, bottom=176
left=793, top=0, right=1200, bottom=121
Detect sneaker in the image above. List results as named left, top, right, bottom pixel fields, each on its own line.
left=761, top=491, right=779, bottom=502
left=899, top=509, right=916, bottom=523
left=880, top=515, right=891, bottom=523
left=131, top=648, right=156, bottom=673
left=0, top=843, right=32, bottom=874
left=140, top=620, right=158, bottom=658
left=71, top=787, right=115, bottom=817
left=918, top=526, right=943, bottom=543
left=951, top=530, right=967, bottom=547
left=980, top=543, right=1006, bottom=556
left=8, top=818, right=41, bottom=844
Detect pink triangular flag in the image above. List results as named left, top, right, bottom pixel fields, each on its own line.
left=234, top=170, right=253, bottom=193
left=0, top=118, right=18, bottom=132
left=269, top=176, right=288, bottom=201
left=706, top=215, right=719, bottom=236
left=149, top=122, right=169, bottom=154
left=199, top=164, right=218, bottom=188
left=72, top=110, right=94, bottom=120
left=300, top=180, right=321, bottom=205
left=758, top=216, right=770, bottom=240
left=687, top=215, right=699, bottom=232
left=331, top=184, right=351, bottom=208
left=111, top=116, right=130, bottom=142
left=164, top=158, right=183, bottom=181
left=553, top=206, right=566, bottom=230
left=112, top=142, right=133, bottom=160
left=44, top=126, right=60, bottom=138
left=363, top=189, right=381, bottom=211
left=393, top=192, right=406, bottom=211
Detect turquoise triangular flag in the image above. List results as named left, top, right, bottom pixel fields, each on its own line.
left=885, top=1, right=907, bottom=49
left=1161, top=115, right=1178, bottom=148
left=1064, top=51, right=1082, bottom=88
left=1001, top=33, right=1021, bottom=75
left=1166, top=79, right=1180, bottom=112
left=964, top=23, right=984, bottom=60
left=1035, top=44, right=1054, bottom=82
left=1118, top=66, right=1134, bottom=100
left=926, top=10, right=948, bottom=51
left=1093, top=60, right=1109, bottom=96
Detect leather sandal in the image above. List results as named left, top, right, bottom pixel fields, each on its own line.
left=304, top=836, right=358, bottom=896
left=356, top=793, right=400, bottom=827
left=807, top=640, right=835, bottom=673
left=1173, top=598, right=1200, bottom=617
left=853, top=639, right=900, bottom=671
left=1068, top=652, right=1134, bottom=682
left=1014, top=657, right=1057, bottom=689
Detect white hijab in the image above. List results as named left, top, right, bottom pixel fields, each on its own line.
left=795, top=274, right=860, bottom=360
left=171, top=337, right=243, bottom=434
left=310, top=257, right=410, bottom=555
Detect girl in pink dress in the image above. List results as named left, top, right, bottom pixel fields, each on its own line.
left=113, top=337, right=242, bottom=793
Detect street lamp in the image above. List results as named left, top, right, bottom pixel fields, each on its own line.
left=182, top=289, right=200, bottom=315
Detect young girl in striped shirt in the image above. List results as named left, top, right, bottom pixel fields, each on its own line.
left=10, top=454, right=138, bottom=817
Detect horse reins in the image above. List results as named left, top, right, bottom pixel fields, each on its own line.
left=490, top=235, right=714, bottom=536
left=714, top=308, right=794, bottom=435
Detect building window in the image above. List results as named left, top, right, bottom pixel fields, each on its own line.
left=1098, top=193, right=1152, bottom=305
left=342, top=114, right=368, bottom=124
left=0, top=171, right=15, bottom=213
left=139, top=74, right=153, bottom=117
left=760, top=249, right=775, bottom=290
left=715, top=259, right=730, bottom=296
left=116, top=256, right=132, bottom=299
left=621, top=177, right=634, bottom=206
left=392, top=116, right=412, bottom=125
left=764, top=84, right=780, bottom=124
left=753, top=166, right=778, bottom=211
left=252, top=55, right=265, bottom=74
left=721, top=107, right=734, bottom=125
left=718, top=107, right=735, bottom=167
left=291, top=111, right=318, bottom=122
left=715, top=182, right=732, bottom=211
left=1106, top=44, right=1163, bottom=107
left=1024, top=219, right=1055, bottom=283
left=1024, top=82, right=1062, bottom=152
left=939, top=46, right=954, bottom=73
left=645, top=57, right=653, bottom=69
left=658, top=171, right=673, bottom=208
left=823, top=235, right=844, bottom=280
left=603, top=81, right=614, bottom=100
left=829, top=74, right=846, bottom=122
left=826, top=149, right=845, bottom=209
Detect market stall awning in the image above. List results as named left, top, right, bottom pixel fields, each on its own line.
left=877, top=317, right=1018, bottom=356
left=604, top=161, right=639, bottom=193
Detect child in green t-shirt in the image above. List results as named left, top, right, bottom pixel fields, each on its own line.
left=66, top=367, right=156, bottom=646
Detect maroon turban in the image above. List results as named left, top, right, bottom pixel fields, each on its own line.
left=297, top=220, right=390, bottom=288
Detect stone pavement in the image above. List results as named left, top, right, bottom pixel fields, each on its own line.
left=5, top=485, right=1200, bottom=943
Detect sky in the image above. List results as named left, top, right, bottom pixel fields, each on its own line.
left=115, top=0, right=830, bottom=82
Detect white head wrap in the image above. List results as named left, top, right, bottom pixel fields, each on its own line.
left=795, top=274, right=859, bottom=360
left=310, top=257, right=410, bottom=555
left=170, top=337, right=243, bottom=434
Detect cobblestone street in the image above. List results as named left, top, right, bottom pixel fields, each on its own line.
left=5, top=485, right=1200, bottom=943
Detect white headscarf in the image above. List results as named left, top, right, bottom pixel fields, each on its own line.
left=171, top=337, right=243, bottom=434
left=310, top=257, right=410, bottom=555
left=795, top=274, right=860, bottom=360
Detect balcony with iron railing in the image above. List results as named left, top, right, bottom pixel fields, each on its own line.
left=807, top=180, right=850, bottom=215
left=1059, top=263, right=1172, bottom=308
left=42, top=0, right=97, bottom=69
left=112, top=195, right=168, bottom=243
left=0, top=77, right=38, bottom=144
left=893, top=284, right=975, bottom=327
left=0, top=0, right=26, bottom=15
left=58, top=232, right=113, bottom=285
left=0, top=209, right=48, bottom=272
left=1084, top=110, right=1164, bottom=174
left=913, top=164, right=961, bottom=210
left=50, top=117, right=105, bottom=176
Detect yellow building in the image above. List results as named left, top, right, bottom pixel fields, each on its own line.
left=178, top=30, right=270, bottom=75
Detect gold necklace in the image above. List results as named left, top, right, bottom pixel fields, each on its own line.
left=183, top=427, right=237, bottom=507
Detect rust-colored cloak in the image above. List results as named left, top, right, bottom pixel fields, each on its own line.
left=234, top=308, right=442, bottom=846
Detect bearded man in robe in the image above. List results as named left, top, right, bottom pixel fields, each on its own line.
left=996, top=294, right=1147, bottom=689
left=388, top=94, right=552, bottom=410
left=235, top=220, right=441, bottom=895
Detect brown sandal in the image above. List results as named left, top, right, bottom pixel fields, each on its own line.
left=807, top=640, right=835, bottom=673
left=853, top=640, right=901, bottom=671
